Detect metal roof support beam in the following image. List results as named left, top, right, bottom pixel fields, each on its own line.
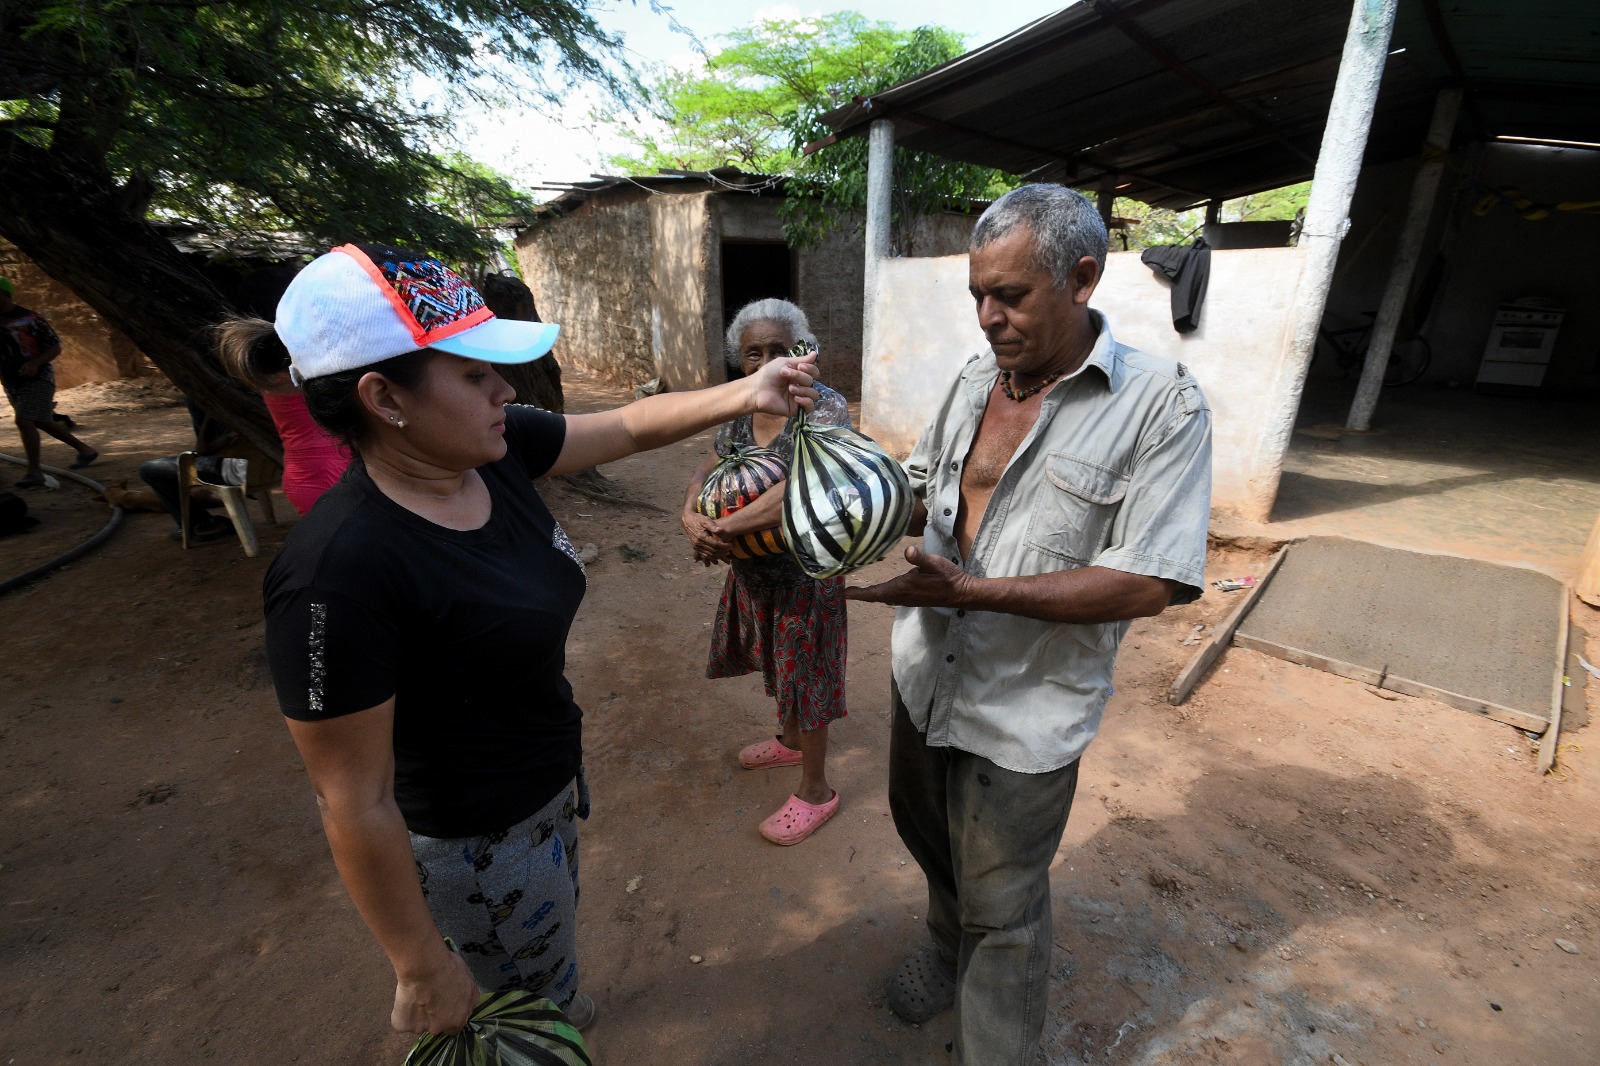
left=883, top=108, right=1208, bottom=200
left=1418, top=0, right=1488, bottom=140
left=1087, top=0, right=1316, bottom=167
left=825, top=0, right=1181, bottom=139
left=1243, top=0, right=1398, bottom=522
left=1347, top=86, right=1462, bottom=431
left=863, top=119, right=895, bottom=387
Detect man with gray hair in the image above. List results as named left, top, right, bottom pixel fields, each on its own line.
left=847, top=184, right=1212, bottom=1063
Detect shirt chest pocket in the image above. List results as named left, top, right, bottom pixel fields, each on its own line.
left=1024, top=452, right=1129, bottom=565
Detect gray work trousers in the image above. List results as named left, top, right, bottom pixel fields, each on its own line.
left=889, top=681, right=1081, bottom=1066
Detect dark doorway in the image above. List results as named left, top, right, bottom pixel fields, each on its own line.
left=721, top=241, right=793, bottom=379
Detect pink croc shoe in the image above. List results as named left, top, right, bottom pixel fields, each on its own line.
left=759, top=791, right=840, bottom=846
left=738, top=737, right=804, bottom=770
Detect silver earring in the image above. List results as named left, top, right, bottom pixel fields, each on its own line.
left=390, top=416, right=406, bottom=428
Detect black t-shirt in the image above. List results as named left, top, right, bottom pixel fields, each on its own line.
left=264, top=405, right=587, bottom=838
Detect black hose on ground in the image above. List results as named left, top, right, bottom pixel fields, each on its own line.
left=0, top=451, right=125, bottom=596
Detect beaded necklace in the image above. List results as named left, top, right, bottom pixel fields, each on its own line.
left=999, top=366, right=1066, bottom=402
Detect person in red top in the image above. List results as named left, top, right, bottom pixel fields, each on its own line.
left=0, top=277, right=99, bottom=487
left=219, top=327, right=351, bottom=514
left=216, top=263, right=351, bottom=514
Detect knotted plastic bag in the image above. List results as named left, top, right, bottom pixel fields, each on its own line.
left=782, top=392, right=913, bottom=579
left=404, top=989, right=590, bottom=1066
left=695, top=445, right=787, bottom=558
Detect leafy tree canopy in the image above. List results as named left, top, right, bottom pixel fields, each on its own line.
left=0, top=0, right=644, bottom=452
left=602, top=11, right=919, bottom=175
left=602, top=11, right=1018, bottom=252
left=2, top=0, right=640, bottom=262
left=780, top=25, right=1017, bottom=253
left=1106, top=182, right=1312, bottom=253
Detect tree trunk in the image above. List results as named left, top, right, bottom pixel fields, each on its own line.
left=0, top=134, right=281, bottom=460
left=476, top=273, right=564, bottom=412
left=499, top=358, right=564, bottom=413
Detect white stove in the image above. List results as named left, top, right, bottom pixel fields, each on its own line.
left=1476, top=304, right=1564, bottom=390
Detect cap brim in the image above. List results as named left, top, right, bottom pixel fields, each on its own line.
left=428, top=318, right=559, bottom=364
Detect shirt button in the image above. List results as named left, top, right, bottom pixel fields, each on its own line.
left=956, top=609, right=966, bottom=618
left=943, top=508, right=952, bottom=516
left=949, top=461, right=958, bottom=471
left=945, top=654, right=956, bottom=663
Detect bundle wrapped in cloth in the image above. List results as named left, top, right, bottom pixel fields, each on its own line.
left=782, top=350, right=913, bottom=578
left=695, top=445, right=787, bottom=558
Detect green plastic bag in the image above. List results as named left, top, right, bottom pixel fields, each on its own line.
left=403, top=989, right=590, bottom=1066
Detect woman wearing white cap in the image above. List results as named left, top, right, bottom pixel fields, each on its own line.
left=254, top=244, right=818, bottom=1037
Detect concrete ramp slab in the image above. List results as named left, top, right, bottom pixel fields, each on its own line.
left=1234, top=537, right=1564, bottom=732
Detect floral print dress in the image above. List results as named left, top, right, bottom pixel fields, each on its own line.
left=705, top=383, right=850, bottom=731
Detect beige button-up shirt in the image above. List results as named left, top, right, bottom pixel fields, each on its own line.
left=892, top=311, right=1212, bottom=772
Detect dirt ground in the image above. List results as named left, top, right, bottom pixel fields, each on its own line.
left=3, top=376, right=1598, bottom=1066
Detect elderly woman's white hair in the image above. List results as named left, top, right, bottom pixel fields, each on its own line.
left=724, top=298, right=817, bottom=372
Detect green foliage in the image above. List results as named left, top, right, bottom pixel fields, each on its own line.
left=1, top=0, right=638, bottom=262
left=1221, top=181, right=1311, bottom=222
left=599, top=10, right=1018, bottom=252
left=602, top=12, right=917, bottom=174
left=1104, top=181, right=1310, bottom=253
left=1107, top=199, right=1204, bottom=253
left=781, top=25, right=1019, bottom=253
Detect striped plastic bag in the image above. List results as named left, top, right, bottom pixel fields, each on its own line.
left=403, top=989, right=590, bottom=1066
left=695, top=445, right=788, bottom=558
left=782, top=405, right=913, bottom=579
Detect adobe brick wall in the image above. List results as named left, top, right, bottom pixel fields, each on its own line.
left=513, top=192, right=655, bottom=387
left=0, top=243, right=153, bottom=388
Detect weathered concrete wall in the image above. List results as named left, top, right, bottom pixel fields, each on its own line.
left=0, top=243, right=151, bottom=388
left=513, top=194, right=978, bottom=400
left=905, top=212, right=978, bottom=257
left=650, top=191, right=714, bottom=392
left=514, top=193, right=654, bottom=386
left=796, top=225, right=865, bottom=399
left=863, top=246, right=1309, bottom=521
left=715, top=195, right=784, bottom=243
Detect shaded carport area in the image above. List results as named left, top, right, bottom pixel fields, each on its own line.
left=816, top=0, right=1600, bottom=578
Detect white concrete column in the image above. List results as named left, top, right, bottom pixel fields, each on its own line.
left=1241, top=0, right=1398, bottom=522
left=1346, top=86, right=1462, bottom=430
left=863, top=119, right=895, bottom=369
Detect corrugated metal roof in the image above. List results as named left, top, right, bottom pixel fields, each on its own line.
left=817, top=0, right=1599, bottom=208
left=526, top=168, right=787, bottom=221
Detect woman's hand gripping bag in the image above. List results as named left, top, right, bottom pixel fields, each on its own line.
left=404, top=989, right=590, bottom=1066
left=696, top=445, right=788, bottom=558
left=781, top=390, right=914, bottom=578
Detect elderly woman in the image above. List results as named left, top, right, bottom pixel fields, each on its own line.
left=255, top=245, right=818, bottom=1037
left=681, top=298, right=850, bottom=846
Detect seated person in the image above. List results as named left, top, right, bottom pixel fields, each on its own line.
left=138, top=403, right=248, bottom=541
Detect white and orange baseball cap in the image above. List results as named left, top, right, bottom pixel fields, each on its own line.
left=275, top=243, right=559, bottom=383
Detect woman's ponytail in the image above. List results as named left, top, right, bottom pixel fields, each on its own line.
left=215, top=316, right=291, bottom=392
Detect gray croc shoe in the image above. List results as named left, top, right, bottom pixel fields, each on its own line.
left=887, top=948, right=957, bottom=1023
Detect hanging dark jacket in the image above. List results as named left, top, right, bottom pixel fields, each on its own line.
left=1141, top=236, right=1211, bottom=333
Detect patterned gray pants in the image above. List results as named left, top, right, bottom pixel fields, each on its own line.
left=411, top=775, right=588, bottom=1007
